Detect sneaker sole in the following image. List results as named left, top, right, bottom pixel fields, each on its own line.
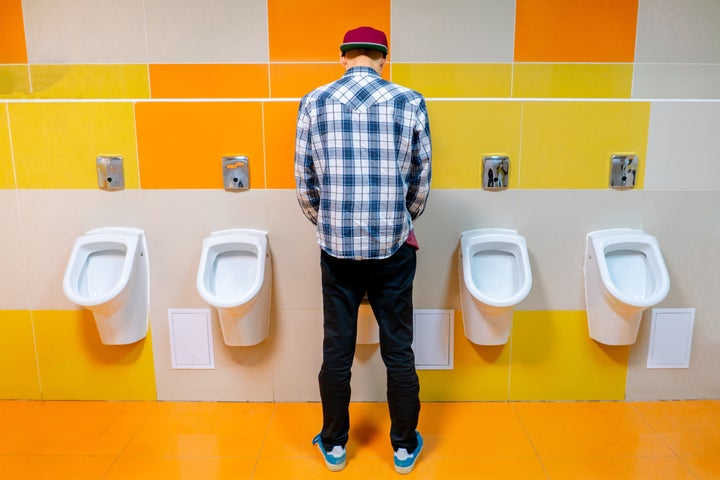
left=326, top=460, right=346, bottom=472
left=394, top=449, right=421, bottom=474
left=314, top=443, right=346, bottom=472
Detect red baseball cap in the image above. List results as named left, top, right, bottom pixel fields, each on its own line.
left=340, top=26, right=388, bottom=55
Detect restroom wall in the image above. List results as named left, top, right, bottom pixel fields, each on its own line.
left=1, top=0, right=719, bottom=402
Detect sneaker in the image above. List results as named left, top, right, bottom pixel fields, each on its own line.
left=312, top=434, right=346, bottom=472
left=393, top=431, right=423, bottom=475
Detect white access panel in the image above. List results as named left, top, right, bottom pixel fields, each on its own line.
left=647, top=308, right=695, bottom=369
left=168, top=308, right=215, bottom=369
left=413, top=309, right=454, bottom=370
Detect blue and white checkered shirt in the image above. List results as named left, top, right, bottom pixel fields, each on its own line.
left=295, top=66, right=432, bottom=260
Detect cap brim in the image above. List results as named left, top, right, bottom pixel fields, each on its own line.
left=340, top=42, right=388, bottom=54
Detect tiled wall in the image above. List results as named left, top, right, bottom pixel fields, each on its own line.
left=1, top=0, right=719, bottom=402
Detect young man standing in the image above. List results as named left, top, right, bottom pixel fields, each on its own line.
left=295, top=26, right=432, bottom=474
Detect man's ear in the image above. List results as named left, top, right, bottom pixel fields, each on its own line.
left=340, top=53, right=348, bottom=68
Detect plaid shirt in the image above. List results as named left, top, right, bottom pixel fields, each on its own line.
left=295, top=66, right=432, bottom=260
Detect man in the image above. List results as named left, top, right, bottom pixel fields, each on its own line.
left=294, top=26, right=432, bottom=474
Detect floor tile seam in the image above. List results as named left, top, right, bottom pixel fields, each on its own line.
left=0, top=453, right=117, bottom=458
left=98, top=455, right=121, bottom=480
left=249, top=402, right=277, bottom=479
left=113, top=453, right=262, bottom=459
left=536, top=453, right=698, bottom=459
left=628, top=401, right=691, bottom=460
left=509, top=402, right=551, bottom=480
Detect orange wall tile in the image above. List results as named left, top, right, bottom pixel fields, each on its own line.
left=268, top=0, right=390, bottom=61
left=0, top=0, right=28, bottom=63
left=264, top=102, right=298, bottom=189
left=270, top=63, right=345, bottom=98
left=150, top=64, right=270, bottom=99
left=135, top=102, right=264, bottom=189
left=514, top=0, right=639, bottom=62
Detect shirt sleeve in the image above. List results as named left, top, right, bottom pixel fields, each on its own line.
left=294, top=99, right=320, bottom=225
left=405, top=98, right=432, bottom=220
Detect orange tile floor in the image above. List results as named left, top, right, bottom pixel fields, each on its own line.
left=0, top=400, right=718, bottom=479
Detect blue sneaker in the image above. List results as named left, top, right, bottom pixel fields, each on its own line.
left=312, top=434, right=346, bottom=472
left=393, top=431, right=423, bottom=474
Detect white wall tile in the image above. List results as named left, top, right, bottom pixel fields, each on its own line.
left=645, top=102, right=720, bottom=189
left=271, top=309, right=322, bottom=401
left=141, top=190, right=273, bottom=401
left=516, top=190, right=645, bottom=311
left=17, top=190, right=143, bottom=310
left=266, top=191, right=322, bottom=311
left=414, top=189, right=519, bottom=310
left=144, top=0, right=269, bottom=63
left=0, top=191, right=29, bottom=309
left=626, top=191, right=720, bottom=399
left=391, top=0, right=515, bottom=62
left=633, top=64, right=720, bottom=99
left=636, top=0, right=720, bottom=63
left=23, top=0, right=147, bottom=63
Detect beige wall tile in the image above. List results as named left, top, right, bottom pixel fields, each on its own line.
left=645, top=102, right=720, bottom=189
left=0, top=191, right=28, bottom=309
left=391, top=0, right=515, bottom=62
left=145, top=0, right=269, bottom=63
left=16, top=190, right=143, bottom=309
left=23, top=0, right=147, bottom=63
left=636, top=0, right=720, bottom=63
left=633, top=64, right=720, bottom=99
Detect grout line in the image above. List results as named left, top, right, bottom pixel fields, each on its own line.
left=140, top=0, right=152, bottom=98
left=260, top=102, right=267, bottom=189
left=249, top=402, right=276, bottom=479
left=510, top=402, right=552, bottom=479
left=3, top=97, right=720, bottom=105
left=628, top=402, right=701, bottom=479
left=6, top=105, right=44, bottom=398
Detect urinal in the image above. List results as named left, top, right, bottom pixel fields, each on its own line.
left=196, top=229, right=271, bottom=346
left=63, top=227, right=149, bottom=345
left=584, top=228, right=670, bottom=345
left=458, top=228, right=532, bottom=345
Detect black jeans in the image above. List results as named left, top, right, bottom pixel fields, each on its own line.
left=318, top=243, right=420, bottom=452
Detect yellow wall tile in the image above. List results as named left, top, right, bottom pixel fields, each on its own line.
left=419, top=313, right=510, bottom=401
left=0, top=66, right=31, bottom=98
left=0, top=105, right=14, bottom=189
left=135, top=101, right=264, bottom=189
left=519, top=101, right=650, bottom=189
left=9, top=102, right=139, bottom=189
left=0, top=310, right=41, bottom=399
left=428, top=101, right=522, bottom=189
left=509, top=311, right=629, bottom=400
left=30, top=65, right=150, bottom=99
left=33, top=310, right=156, bottom=400
left=150, top=64, right=269, bottom=99
left=392, top=64, right=512, bottom=98
left=513, top=64, right=634, bottom=98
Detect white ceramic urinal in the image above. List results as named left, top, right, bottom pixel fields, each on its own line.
left=63, top=227, right=149, bottom=345
left=196, top=229, right=271, bottom=346
left=584, top=228, right=670, bottom=345
left=458, top=228, right=532, bottom=345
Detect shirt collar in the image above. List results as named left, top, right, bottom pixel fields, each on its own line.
left=344, top=66, right=381, bottom=78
